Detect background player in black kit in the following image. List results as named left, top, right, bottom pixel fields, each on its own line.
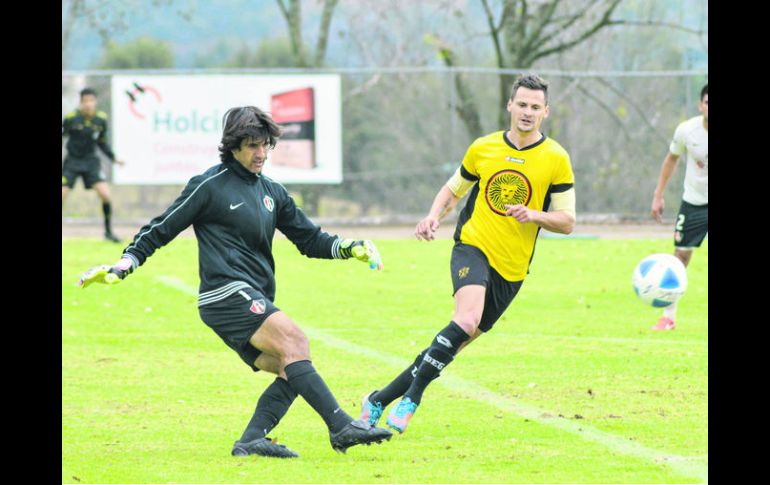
left=78, top=105, right=391, bottom=458
left=62, top=87, right=126, bottom=242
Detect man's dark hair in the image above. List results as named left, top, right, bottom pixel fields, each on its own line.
left=218, top=106, right=283, bottom=164
left=700, top=84, right=708, bottom=100
left=510, top=74, right=549, bottom=105
left=80, top=87, right=97, bottom=98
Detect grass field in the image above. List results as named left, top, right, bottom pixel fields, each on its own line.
left=62, top=236, right=708, bottom=484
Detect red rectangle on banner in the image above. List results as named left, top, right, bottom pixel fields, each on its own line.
left=270, top=87, right=316, bottom=169
left=271, top=87, right=315, bottom=123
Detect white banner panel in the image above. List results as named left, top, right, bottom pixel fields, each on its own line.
left=111, top=75, right=342, bottom=184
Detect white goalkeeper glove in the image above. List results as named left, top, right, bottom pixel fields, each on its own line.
left=78, top=258, right=133, bottom=288
left=339, top=239, right=383, bottom=271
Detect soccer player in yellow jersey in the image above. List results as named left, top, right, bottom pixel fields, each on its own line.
left=359, top=74, right=576, bottom=433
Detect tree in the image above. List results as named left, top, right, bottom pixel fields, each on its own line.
left=62, top=0, right=85, bottom=69
left=273, top=0, right=341, bottom=215
left=62, top=0, right=193, bottom=69
left=424, top=0, right=707, bottom=138
left=226, top=37, right=298, bottom=68
left=327, top=0, right=705, bottom=218
left=423, top=0, right=624, bottom=137
left=275, top=0, right=339, bottom=68
left=98, top=36, right=175, bottom=69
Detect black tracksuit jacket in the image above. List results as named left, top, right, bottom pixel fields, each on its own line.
left=121, top=160, right=347, bottom=305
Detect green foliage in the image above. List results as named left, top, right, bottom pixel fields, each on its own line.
left=63, top=236, right=707, bottom=483
left=98, top=36, right=175, bottom=69
left=190, top=38, right=236, bottom=68
left=225, top=37, right=299, bottom=68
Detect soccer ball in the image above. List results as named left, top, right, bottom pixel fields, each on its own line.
left=632, top=254, right=688, bottom=307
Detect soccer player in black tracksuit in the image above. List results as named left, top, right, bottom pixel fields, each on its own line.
left=78, top=106, right=392, bottom=458
left=62, top=87, right=126, bottom=242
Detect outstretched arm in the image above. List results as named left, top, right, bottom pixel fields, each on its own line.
left=651, top=152, right=680, bottom=223
left=276, top=189, right=383, bottom=270
left=79, top=173, right=213, bottom=287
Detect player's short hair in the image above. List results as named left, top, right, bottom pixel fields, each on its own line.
left=80, top=87, right=97, bottom=98
left=510, top=74, right=549, bottom=105
left=219, top=106, right=283, bottom=164
left=700, top=84, right=708, bottom=100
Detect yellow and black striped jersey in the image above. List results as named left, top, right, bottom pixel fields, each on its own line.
left=453, top=130, right=574, bottom=281
left=62, top=109, right=115, bottom=161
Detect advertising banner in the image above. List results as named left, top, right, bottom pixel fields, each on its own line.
left=111, top=75, right=342, bottom=184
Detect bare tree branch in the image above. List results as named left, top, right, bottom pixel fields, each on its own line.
left=497, top=0, right=515, bottom=31
left=591, top=77, right=669, bottom=144
left=75, top=0, right=111, bottom=18
left=575, top=84, right=631, bottom=141
left=275, top=0, right=308, bottom=66
left=275, top=0, right=289, bottom=18
left=525, top=0, right=621, bottom=65
left=270, top=0, right=340, bottom=214
left=514, top=0, right=528, bottom=50
left=519, top=0, right=561, bottom=58
left=313, top=0, right=339, bottom=67
left=550, top=76, right=582, bottom=104
left=537, top=12, right=584, bottom=47
left=344, top=73, right=382, bottom=101
left=426, top=34, right=483, bottom=138
left=607, top=19, right=706, bottom=36
left=480, top=0, right=501, bottom=35
left=426, top=0, right=702, bottom=141
left=62, top=0, right=86, bottom=67
left=480, top=0, right=505, bottom=68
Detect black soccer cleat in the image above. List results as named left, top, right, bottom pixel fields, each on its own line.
left=104, top=231, right=121, bottom=243
left=231, top=437, right=299, bottom=458
left=329, top=419, right=393, bottom=454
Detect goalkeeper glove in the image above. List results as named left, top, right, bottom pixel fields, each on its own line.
left=78, top=257, right=134, bottom=288
left=339, top=239, right=383, bottom=271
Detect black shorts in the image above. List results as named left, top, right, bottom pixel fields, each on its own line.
left=450, top=242, right=523, bottom=333
left=198, top=285, right=280, bottom=372
left=62, top=156, right=105, bottom=189
left=674, top=200, right=708, bottom=249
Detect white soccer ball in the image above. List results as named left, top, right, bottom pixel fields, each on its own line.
left=632, top=253, right=688, bottom=307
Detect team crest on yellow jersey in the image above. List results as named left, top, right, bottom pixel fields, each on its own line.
left=485, top=169, right=531, bottom=215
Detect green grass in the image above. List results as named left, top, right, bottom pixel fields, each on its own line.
left=62, top=237, right=707, bottom=484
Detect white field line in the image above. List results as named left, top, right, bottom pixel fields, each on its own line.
left=156, top=275, right=708, bottom=483
left=496, top=332, right=708, bottom=347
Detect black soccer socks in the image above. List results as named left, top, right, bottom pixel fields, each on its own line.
left=404, top=321, right=470, bottom=404
left=284, top=360, right=352, bottom=434
left=371, top=349, right=428, bottom=407
left=102, top=202, right=113, bottom=232
left=240, top=377, right=297, bottom=443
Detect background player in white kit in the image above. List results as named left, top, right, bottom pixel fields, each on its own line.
left=650, top=84, right=708, bottom=331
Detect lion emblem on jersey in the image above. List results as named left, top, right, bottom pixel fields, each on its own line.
left=485, top=169, right=531, bottom=215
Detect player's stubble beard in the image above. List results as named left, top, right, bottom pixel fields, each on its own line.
left=249, top=157, right=265, bottom=174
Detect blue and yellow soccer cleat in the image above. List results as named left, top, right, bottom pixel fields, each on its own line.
left=359, top=391, right=384, bottom=427
left=386, top=397, right=418, bottom=434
